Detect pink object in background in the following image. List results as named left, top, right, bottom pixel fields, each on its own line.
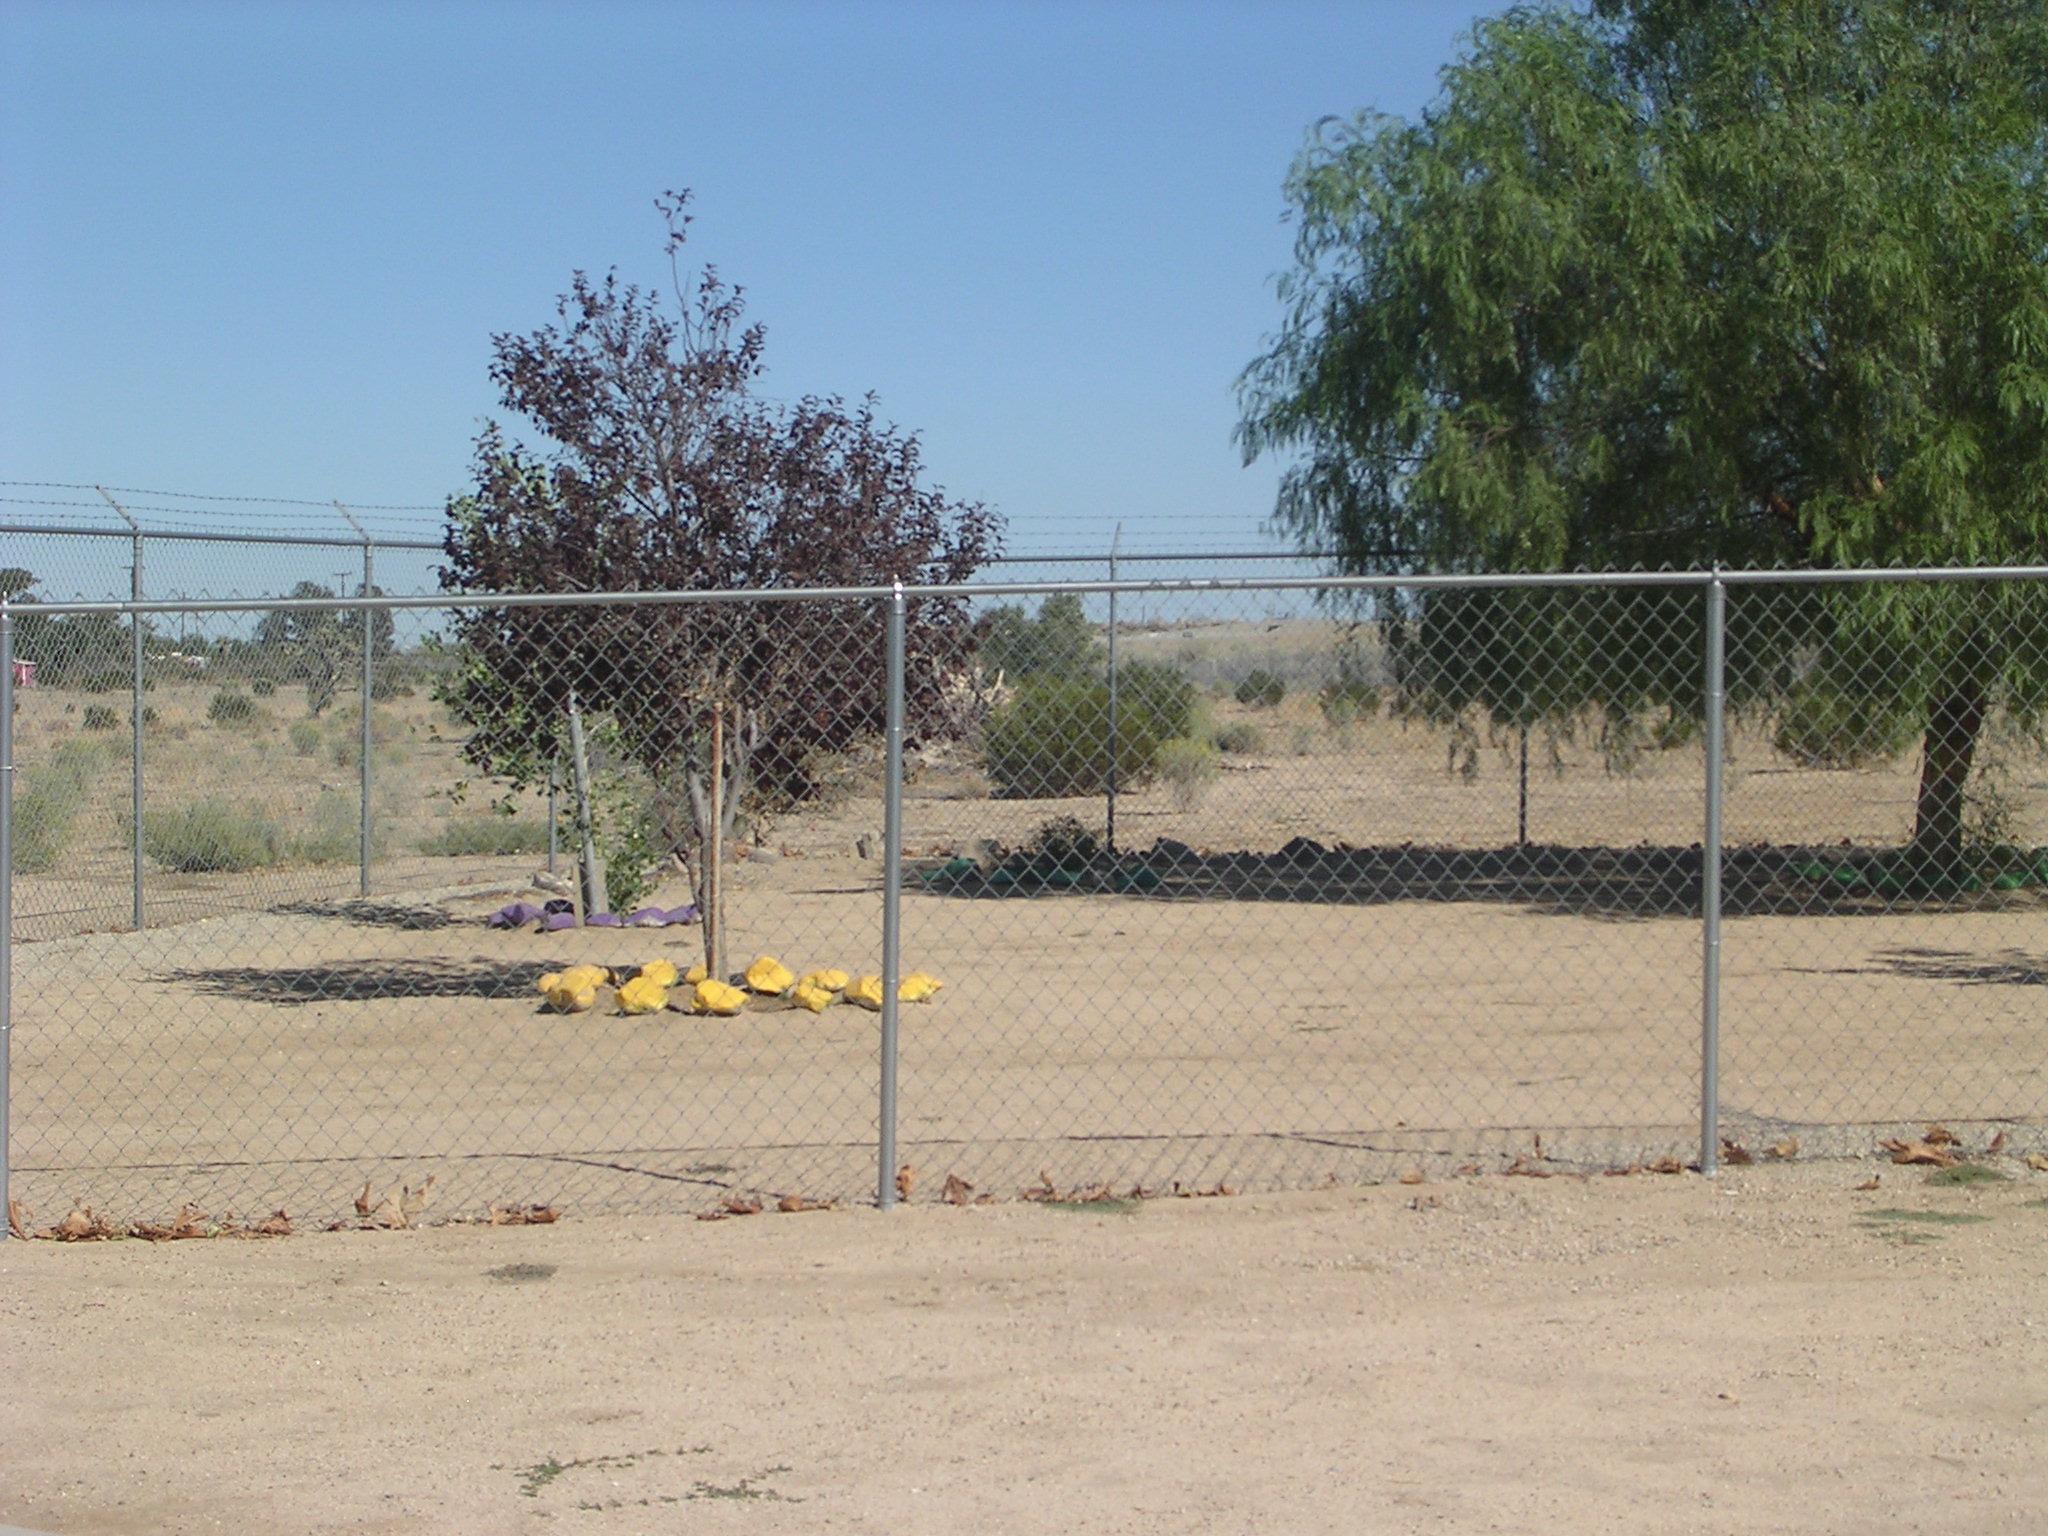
left=10, top=660, right=33, bottom=688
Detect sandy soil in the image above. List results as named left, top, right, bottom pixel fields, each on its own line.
left=3, top=1163, right=2045, bottom=1536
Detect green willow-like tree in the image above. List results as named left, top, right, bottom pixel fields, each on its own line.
left=1239, top=0, right=2048, bottom=874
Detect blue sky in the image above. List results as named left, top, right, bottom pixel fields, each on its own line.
left=2, top=0, right=1499, bottom=575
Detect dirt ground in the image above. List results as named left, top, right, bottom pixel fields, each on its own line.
left=3, top=1162, right=2045, bottom=1536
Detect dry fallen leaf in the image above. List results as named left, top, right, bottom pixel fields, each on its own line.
left=1649, top=1157, right=1686, bottom=1175
left=777, top=1194, right=833, bottom=1213
left=1882, top=1138, right=1960, bottom=1167
left=721, top=1196, right=763, bottom=1216
left=2026, top=1154, right=2048, bottom=1173
left=251, top=1211, right=293, bottom=1237
left=398, top=1176, right=436, bottom=1228
left=7, top=1199, right=29, bottom=1240
left=1922, top=1124, right=1960, bottom=1147
left=1720, top=1138, right=1755, bottom=1166
left=1854, top=1174, right=1882, bottom=1191
left=942, top=1174, right=974, bottom=1206
left=895, top=1165, right=917, bottom=1201
left=1503, top=1156, right=1553, bottom=1178
left=1986, top=1130, right=2008, bottom=1155
left=1605, top=1164, right=1644, bottom=1177
left=353, top=1181, right=376, bottom=1217
left=1765, top=1136, right=1800, bottom=1161
left=1397, top=1168, right=1427, bottom=1186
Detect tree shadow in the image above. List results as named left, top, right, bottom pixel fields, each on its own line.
left=166, top=957, right=560, bottom=1006
left=272, top=899, right=453, bottom=931
left=916, top=839, right=2014, bottom=920
left=1864, top=948, right=2048, bottom=987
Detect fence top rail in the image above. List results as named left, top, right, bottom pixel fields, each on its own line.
left=0, top=519, right=439, bottom=552
left=4, top=564, right=2048, bottom=619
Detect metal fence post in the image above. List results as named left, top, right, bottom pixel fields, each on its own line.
left=98, top=489, right=146, bottom=930
left=877, top=582, right=906, bottom=1209
left=337, top=505, right=374, bottom=897
left=2, top=604, right=15, bottom=1233
left=1700, top=569, right=1727, bottom=1175
left=1105, top=525, right=1121, bottom=857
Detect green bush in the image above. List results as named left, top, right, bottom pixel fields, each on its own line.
left=418, top=813, right=555, bottom=858
left=207, top=689, right=257, bottom=725
left=982, top=663, right=1194, bottom=798
left=1234, top=669, right=1286, bottom=708
left=287, top=720, right=323, bottom=756
left=1772, top=685, right=1912, bottom=769
left=1155, top=736, right=1220, bottom=809
left=140, top=800, right=285, bottom=872
left=9, top=743, right=104, bottom=874
left=250, top=677, right=277, bottom=697
left=290, top=793, right=377, bottom=865
left=1211, top=720, right=1264, bottom=755
left=81, top=704, right=120, bottom=731
left=1319, top=677, right=1382, bottom=725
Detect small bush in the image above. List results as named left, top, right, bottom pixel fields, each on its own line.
left=9, top=743, right=103, bottom=873
left=1319, top=677, right=1382, bottom=726
left=207, top=690, right=257, bottom=725
left=982, top=663, right=1194, bottom=798
left=1155, top=736, right=1219, bottom=809
left=81, top=704, right=120, bottom=731
left=140, top=800, right=285, bottom=872
left=418, top=813, right=555, bottom=858
left=291, top=792, right=378, bottom=865
left=250, top=677, right=276, bottom=697
left=1211, top=721, right=1264, bottom=755
left=1023, top=815, right=1101, bottom=867
left=1772, top=685, right=1911, bottom=769
left=1234, top=669, right=1286, bottom=708
left=287, top=720, right=323, bottom=756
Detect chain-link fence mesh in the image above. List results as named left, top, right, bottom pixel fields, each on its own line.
left=5, top=572, right=2045, bottom=1233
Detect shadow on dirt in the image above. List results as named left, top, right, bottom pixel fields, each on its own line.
left=1864, top=948, right=2048, bottom=986
left=272, top=900, right=453, bottom=930
left=915, top=838, right=2032, bottom=920
left=166, top=957, right=561, bottom=1006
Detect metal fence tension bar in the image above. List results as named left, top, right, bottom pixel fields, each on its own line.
left=1700, top=569, right=1727, bottom=1176
left=2, top=604, right=15, bottom=1234
left=877, top=582, right=906, bottom=1209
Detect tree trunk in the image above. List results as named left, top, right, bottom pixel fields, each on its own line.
left=1909, top=680, right=1987, bottom=874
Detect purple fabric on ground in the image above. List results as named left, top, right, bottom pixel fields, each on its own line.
left=486, top=902, right=548, bottom=929
left=540, top=911, right=579, bottom=931
left=584, top=912, right=624, bottom=927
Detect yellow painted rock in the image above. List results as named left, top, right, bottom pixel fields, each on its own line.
left=791, top=979, right=837, bottom=1013
left=800, top=968, right=850, bottom=994
left=689, top=978, right=749, bottom=1016
left=616, top=974, right=670, bottom=1015
left=847, top=974, right=886, bottom=1011
left=542, top=980, right=599, bottom=1014
left=684, top=962, right=710, bottom=985
left=898, top=971, right=944, bottom=1003
left=537, top=963, right=610, bottom=996
left=634, top=959, right=680, bottom=990
left=744, top=955, right=796, bottom=995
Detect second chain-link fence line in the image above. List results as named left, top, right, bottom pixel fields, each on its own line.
left=4, top=567, right=2046, bottom=1230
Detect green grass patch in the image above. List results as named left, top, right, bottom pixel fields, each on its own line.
left=1040, top=1197, right=1142, bottom=1215
left=1857, top=1206, right=1992, bottom=1244
left=419, top=813, right=554, bottom=858
left=1927, top=1162, right=2011, bottom=1186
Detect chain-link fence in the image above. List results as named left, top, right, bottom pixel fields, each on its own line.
left=5, top=569, right=2046, bottom=1233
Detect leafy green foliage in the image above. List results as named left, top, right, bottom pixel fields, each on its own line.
left=975, top=593, right=1103, bottom=682
left=207, top=689, right=257, bottom=725
left=139, top=801, right=286, bottom=873
left=1240, top=1, right=2048, bottom=860
left=1234, top=669, right=1285, bottom=708
left=982, top=662, right=1194, bottom=798
left=1155, top=736, right=1220, bottom=808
